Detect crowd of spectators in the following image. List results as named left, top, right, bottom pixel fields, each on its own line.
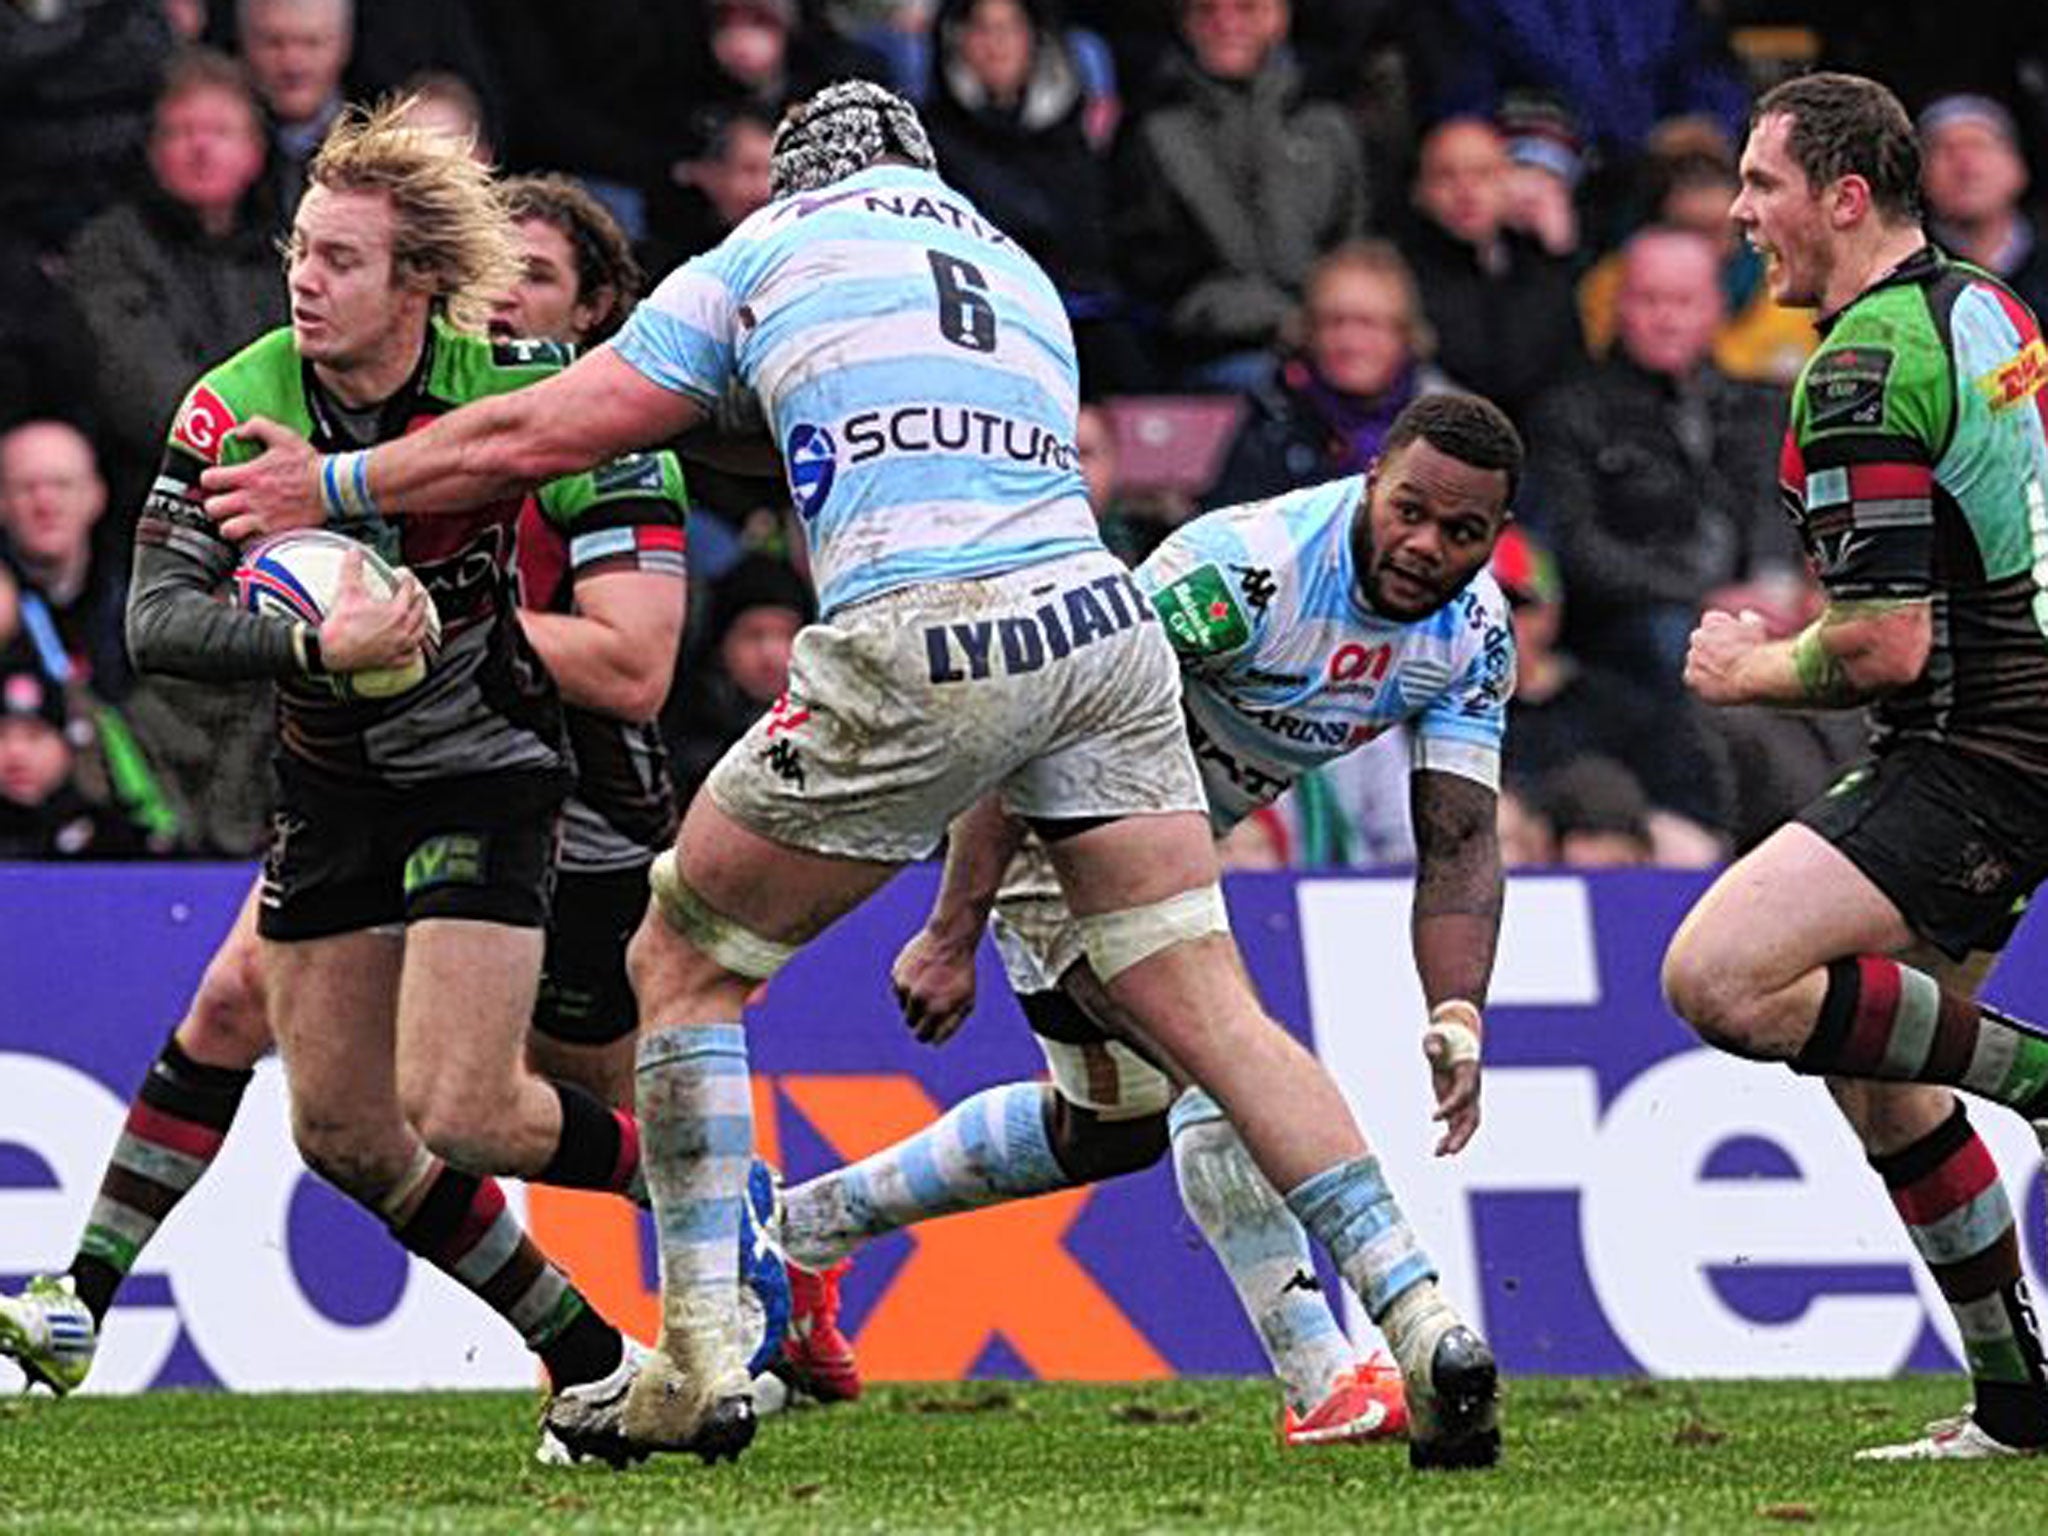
left=4, top=0, right=2047, bottom=873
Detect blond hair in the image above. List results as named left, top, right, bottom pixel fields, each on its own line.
left=307, top=95, right=518, bottom=333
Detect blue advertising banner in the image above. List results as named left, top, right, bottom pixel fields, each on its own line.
left=2, top=864, right=2042, bottom=1391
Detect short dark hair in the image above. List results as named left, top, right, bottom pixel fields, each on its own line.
left=1753, top=71, right=1922, bottom=223
left=500, top=173, right=644, bottom=345
left=1381, top=392, right=1524, bottom=507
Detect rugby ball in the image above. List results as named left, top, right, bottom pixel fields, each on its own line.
left=233, top=528, right=441, bottom=699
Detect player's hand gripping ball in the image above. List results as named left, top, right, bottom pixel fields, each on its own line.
left=233, top=528, right=442, bottom=700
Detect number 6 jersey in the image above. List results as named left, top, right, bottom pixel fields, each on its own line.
left=609, top=164, right=1100, bottom=616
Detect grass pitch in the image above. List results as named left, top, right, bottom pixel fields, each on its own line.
left=0, top=1377, right=2037, bottom=1534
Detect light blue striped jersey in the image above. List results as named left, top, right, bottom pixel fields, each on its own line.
left=1137, top=475, right=1515, bottom=833
left=610, top=165, right=1101, bottom=615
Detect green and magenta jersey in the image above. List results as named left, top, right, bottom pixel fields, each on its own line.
left=514, top=450, right=687, bottom=872
left=1783, top=245, right=2048, bottom=777
left=131, top=319, right=681, bottom=794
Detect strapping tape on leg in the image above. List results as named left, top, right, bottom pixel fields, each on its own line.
left=1076, top=883, right=1230, bottom=984
left=647, top=849, right=798, bottom=982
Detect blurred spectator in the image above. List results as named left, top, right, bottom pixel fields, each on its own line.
left=648, top=104, right=778, bottom=269
left=1398, top=116, right=1583, bottom=427
left=1405, top=0, right=1750, bottom=215
left=1522, top=227, right=1794, bottom=689
left=395, top=68, right=493, bottom=164
left=1077, top=401, right=1171, bottom=566
left=1204, top=240, right=1450, bottom=507
left=1533, top=755, right=1655, bottom=868
left=0, top=0, right=175, bottom=255
left=924, top=0, right=1149, bottom=392
left=339, top=0, right=502, bottom=143
left=489, top=2, right=707, bottom=243
left=662, top=551, right=813, bottom=811
left=1494, top=524, right=1729, bottom=864
left=1920, top=94, right=2048, bottom=320
left=1112, top=0, right=1368, bottom=392
left=1787, top=2, right=2048, bottom=176
left=697, top=0, right=891, bottom=126
left=165, top=0, right=207, bottom=41
left=1578, top=148, right=1816, bottom=386
left=0, top=421, right=129, bottom=699
left=1497, top=91, right=1584, bottom=261
left=828, top=0, right=940, bottom=100
left=0, top=645, right=153, bottom=859
left=64, top=47, right=287, bottom=547
left=239, top=0, right=351, bottom=215
left=0, top=239, right=100, bottom=437
left=1496, top=781, right=1554, bottom=866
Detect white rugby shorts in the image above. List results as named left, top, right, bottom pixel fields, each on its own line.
left=704, top=550, right=1205, bottom=863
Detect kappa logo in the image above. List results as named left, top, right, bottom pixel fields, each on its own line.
left=787, top=423, right=837, bottom=522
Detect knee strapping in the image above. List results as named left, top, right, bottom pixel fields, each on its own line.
left=1076, top=884, right=1230, bottom=983
left=647, top=849, right=798, bottom=981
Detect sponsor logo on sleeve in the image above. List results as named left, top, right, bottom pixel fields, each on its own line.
left=1151, top=564, right=1250, bottom=655
left=1976, top=338, right=2048, bottom=413
left=170, top=384, right=236, bottom=462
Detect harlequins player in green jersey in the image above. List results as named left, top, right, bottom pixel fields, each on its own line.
left=1665, top=72, right=2048, bottom=1461
left=114, top=104, right=671, bottom=1460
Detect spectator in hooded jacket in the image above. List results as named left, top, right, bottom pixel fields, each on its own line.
left=924, top=0, right=1149, bottom=391
left=1112, top=0, right=1368, bottom=392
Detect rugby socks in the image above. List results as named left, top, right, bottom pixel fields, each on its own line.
left=636, top=1022, right=753, bottom=1385
left=1285, top=1154, right=1449, bottom=1387
left=780, top=1082, right=1068, bottom=1271
left=70, top=1036, right=252, bottom=1324
left=385, top=1156, right=621, bottom=1389
left=1871, top=1102, right=2048, bottom=1448
left=534, top=1079, right=643, bottom=1195
left=1794, top=958, right=2048, bottom=1115
left=1170, top=1090, right=1354, bottom=1413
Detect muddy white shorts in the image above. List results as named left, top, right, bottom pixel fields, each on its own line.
left=705, top=550, right=1205, bottom=863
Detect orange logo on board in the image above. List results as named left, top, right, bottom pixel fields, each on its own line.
left=1977, top=339, right=2048, bottom=412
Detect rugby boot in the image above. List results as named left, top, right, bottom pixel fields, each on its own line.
left=537, top=1340, right=650, bottom=1469
left=1856, top=1411, right=2047, bottom=1461
left=1403, top=1323, right=1501, bottom=1471
left=0, top=1275, right=96, bottom=1396
left=775, top=1256, right=862, bottom=1403
left=1280, top=1351, right=1409, bottom=1447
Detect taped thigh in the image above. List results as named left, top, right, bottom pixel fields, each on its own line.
left=1075, top=883, right=1231, bottom=984
left=647, top=849, right=799, bottom=982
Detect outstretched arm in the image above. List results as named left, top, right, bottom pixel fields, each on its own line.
left=199, top=349, right=707, bottom=541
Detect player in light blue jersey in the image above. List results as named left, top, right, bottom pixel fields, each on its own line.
left=201, top=83, right=1502, bottom=1472
left=783, top=394, right=1520, bottom=1453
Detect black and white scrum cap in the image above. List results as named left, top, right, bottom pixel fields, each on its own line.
left=769, top=78, right=937, bottom=199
